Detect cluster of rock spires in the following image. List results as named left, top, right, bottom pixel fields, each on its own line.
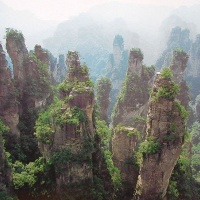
left=0, top=29, right=195, bottom=200
left=0, top=29, right=54, bottom=195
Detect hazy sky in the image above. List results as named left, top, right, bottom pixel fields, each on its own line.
left=1, top=0, right=200, bottom=21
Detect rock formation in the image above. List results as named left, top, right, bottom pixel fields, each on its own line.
left=156, top=26, right=191, bottom=71
left=135, top=70, right=187, bottom=200
left=49, top=53, right=67, bottom=84
left=96, top=77, right=111, bottom=123
left=106, top=35, right=128, bottom=117
left=111, top=48, right=155, bottom=198
left=170, top=49, right=190, bottom=108
left=36, top=52, right=113, bottom=199
left=4, top=29, right=52, bottom=162
left=112, top=48, right=154, bottom=127
left=0, top=43, right=19, bottom=136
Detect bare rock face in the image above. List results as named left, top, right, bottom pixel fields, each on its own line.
left=6, top=29, right=28, bottom=95
left=112, top=126, right=138, bottom=196
left=96, top=77, right=111, bottom=123
left=135, top=72, right=187, bottom=200
left=0, top=43, right=19, bottom=136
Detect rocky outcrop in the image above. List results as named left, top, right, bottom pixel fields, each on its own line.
left=36, top=51, right=95, bottom=196
left=106, top=35, right=128, bottom=117
left=6, top=29, right=28, bottom=98
left=4, top=29, right=52, bottom=162
left=96, top=77, right=111, bottom=123
left=156, top=26, right=191, bottom=71
left=112, top=48, right=154, bottom=127
left=56, top=54, right=67, bottom=83
left=49, top=53, right=67, bottom=84
left=111, top=48, right=155, bottom=198
left=35, top=51, right=115, bottom=199
left=135, top=71, right=187, bottom=200
left=170, top=49, right=190, bottom=108
left=0, top=43, right=19, bottom=136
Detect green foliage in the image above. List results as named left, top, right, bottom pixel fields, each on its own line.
left=35, top=96, right=86, bottom=144
left=173, top=100, right=189, bottom=120
left=138, top=136, right=161, bottom=155
left=96, top=77, right=111, bottom=110
left=114, top=124, right=140, bottom=138
left=34, top=107, right=55, bottom=144
left=104, top=150, right=122, bottom=191
left=191, top=122, right=200, bottom=182
left=58, top=78, right=94, bottom=94
left=132, top=116, right=146, bottom=125
left=81, top=64, right=89, bottom=74
left=0, top=192, right=14, bottom=200
left=172, top=48, right=189, bottom=66
left=152, top=81, right=180, bottom=102
left=90, top=176, right=106, bottom=200
left=167, top=147, right=196, bottom=200
left=0, top=120, right=9, bottom=135
left=5, top=28, right=24, bottom=41
left=95, top=119, right=111, bottom=148
left=26, top=52, right=52, bottom=98
left=11, top=157, right=54, bottom=198
left=167, top=180, right=179, bottom=199
left=48, top=140, right=94, bottom=173
left=160, top=68, right=173, bottom=79
left=130, top=48, right=143, bottom=61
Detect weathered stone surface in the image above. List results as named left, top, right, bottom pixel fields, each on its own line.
left=111, top=48, right=154, bottom=198
left=0, top=43, right=19, bottom=136
left=96, top=78, right=111, bottom=123
left=39, top=51, right=95, bottom=194
left=135, top=73, right=186, bottom=200
left=112, top=127, right=137, bottom=183
left=112, top=48, right=154, bottom=127
left=170, top=49, right=190, bottom=109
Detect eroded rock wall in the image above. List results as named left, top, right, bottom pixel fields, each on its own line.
left=135, top=72, right=187, bottom=200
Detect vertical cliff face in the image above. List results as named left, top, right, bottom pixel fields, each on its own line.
left=0, top=43, right=19, bottom=136
left=135, top=70, right=187, bottom=200
left=6, top=29, right=28, bottom=96
left=96, top=77, right=111, bottom=123
left=112, top=48, right=154, bottom=127
left=56, top=54, right=67, bottom=83
left=49, top=53, right=67, bottom=84
left=111, top=48, right=154, bottom=198
left=170, top=49, right=189, bottom=108
left=106, top=35, right=128, bottom=117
